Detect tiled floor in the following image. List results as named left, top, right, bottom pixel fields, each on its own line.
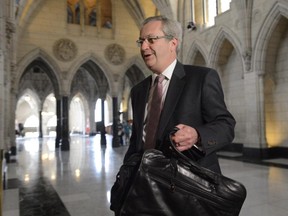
left=2, top=135, right=288, bottom=216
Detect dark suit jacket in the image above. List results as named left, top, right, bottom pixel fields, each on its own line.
left=124, top=61, right=236, bottom=173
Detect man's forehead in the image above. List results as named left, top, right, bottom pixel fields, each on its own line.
left=140, top=21, right=163, bottom=36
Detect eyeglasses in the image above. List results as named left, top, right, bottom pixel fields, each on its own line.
left=136, top=35, right=174, bottom=47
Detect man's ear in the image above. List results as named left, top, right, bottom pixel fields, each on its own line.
left=170, top=38, right=178, bottom=52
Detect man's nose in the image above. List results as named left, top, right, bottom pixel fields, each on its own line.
left=141, top=40, right=150, bottom=49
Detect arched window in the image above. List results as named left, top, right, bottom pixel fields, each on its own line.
left=95, top=99, right=109, bottom=126
left=67, top=0, right=80, bottom=24
left=191, top=0, right=231, bottom=28
left=205, top=0, right=217, bottom=27
left=70, top=95, right=85, bottom=134
left=89, top=8, right=97, bottom=26
left=206, top=0, right=231, bottom=26
left=75, top=3, right=81, bottom=24
left=67, top=0, right=112, bottom=28
left=218, top=0, right=231, bottom=13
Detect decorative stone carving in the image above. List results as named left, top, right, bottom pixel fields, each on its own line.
left=243, top=50, right=252, bottom=72
left=53, top=38, right=77, bottom=62
left=105, top=43, right=125, bottom=65
left=6, top=20, right=16, bottom=38
left=6, top=20, right=16, bottom=48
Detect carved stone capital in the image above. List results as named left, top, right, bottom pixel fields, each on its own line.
left=6, top=20, right=16, bottom=35
left=243, top=50, right=252, bottom=72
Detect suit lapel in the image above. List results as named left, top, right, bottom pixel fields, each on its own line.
left=157, top=62, right=186, bottom=137
left=137, top=77, right=152, bottom=136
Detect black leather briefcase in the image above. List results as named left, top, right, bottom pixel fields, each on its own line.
left=119, top=139, right=246, bottom=216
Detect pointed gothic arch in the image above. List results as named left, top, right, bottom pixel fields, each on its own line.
left=15, top=48, right=62, bottom=98
left=209, top=26, right=243, bottom=70
left=67, top=52, right=113, bottom=96
left=185, top=41, right=208, bottom=66
left=254, top=2, right=288, bottom=74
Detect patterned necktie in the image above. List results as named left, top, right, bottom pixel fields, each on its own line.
left=144, top=74, right=165, bottom=149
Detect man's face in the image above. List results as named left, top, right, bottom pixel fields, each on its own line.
left=139, top=21, right=177, bottom=74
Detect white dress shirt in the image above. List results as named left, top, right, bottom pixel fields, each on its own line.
left=143, top=59, right=177, bottom=142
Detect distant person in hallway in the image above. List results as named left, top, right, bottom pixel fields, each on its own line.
left=123, top=120, right=131, bottom=144
left=117, top=120, right=124, bottom=145
left=124, top=15, right=236, bottom=174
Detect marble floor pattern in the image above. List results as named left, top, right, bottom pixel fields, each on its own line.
left=2, top=135, right=288, bottom=216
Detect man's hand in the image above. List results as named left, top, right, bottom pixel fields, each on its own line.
left=171, top=124, right=199, bottom=151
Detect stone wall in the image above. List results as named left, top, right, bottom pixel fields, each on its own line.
left=181, top=0, right=288, bottom=154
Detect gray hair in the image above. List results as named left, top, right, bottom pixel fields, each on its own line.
left=141, top=16, right=183, bottom=53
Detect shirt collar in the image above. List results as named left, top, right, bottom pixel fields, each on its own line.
left=151, top=59, right=177, bottom=82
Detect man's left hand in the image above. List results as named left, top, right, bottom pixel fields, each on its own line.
left=171, top=124, right=199, bottom=151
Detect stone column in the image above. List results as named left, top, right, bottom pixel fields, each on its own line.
left=55, top=98, right=61, bottom=148
left=7, top=90, right=17, bottom=156
left=112, top=96, right=120, bottom=147
left=5, top=2, right=17, bottom=156
left=243, top=71, right=267, bottom=159
left=61, top=96, right=70, bottom=151
left=39, top=110, right=43, bottom=138
left=100, top=98, right=106, bottom=145
left=257, top=74, right=267, bottom=147
left=89, top=101, right=96, bottom=135
left=0, top=51, right=4, bottom=151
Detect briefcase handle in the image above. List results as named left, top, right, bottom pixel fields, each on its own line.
left=169, top=127, right=217, bottom=183
left=169, top=127, right=197, bottom=162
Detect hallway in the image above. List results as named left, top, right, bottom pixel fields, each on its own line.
left=3, top=135, right=288, bottom=216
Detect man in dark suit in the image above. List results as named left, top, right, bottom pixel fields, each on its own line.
left=123, top=15, right=235, bottom=174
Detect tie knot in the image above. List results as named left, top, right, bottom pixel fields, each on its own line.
left=155, top=74, right=165, bottom=84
